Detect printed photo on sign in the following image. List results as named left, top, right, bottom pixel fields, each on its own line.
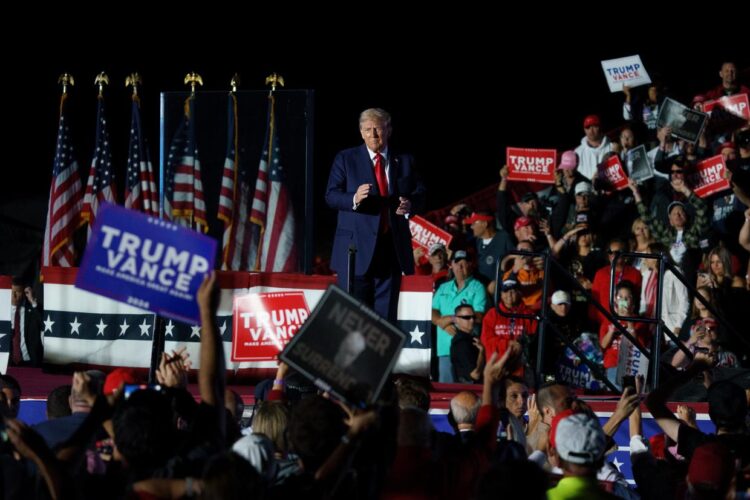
left=689, top=155, right=731, bottom=199
left=409, top=215, right=452, bottom=267
left=625, top=145, right=653, bottom=182
left=280, top=285, right=406, bottom=408
left=600, top=55, right=651, bottom=93
left=657, top=97, right=708, bottom=144
left=75, top=203, right=217, bottom=324
left=505, top=147, right=557, bottom=184
left=232, top=291, right=310, bottom=362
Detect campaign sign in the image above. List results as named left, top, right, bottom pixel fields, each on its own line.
left=409, top=215, right=452, bottom=266
left=616, top=336, right=649, bottom=387
left=704, top=93, right=750, bottom=120
left=689, top=155, right=731, bottom=198
left=603, top=155, right=629, bottom=190
left=75, top=203, right=217, bottom=324
left=280, top=285, right=406, bottom=408
left=231, top=291, right=310, bottom=362
left=625, top=145, right=653, bottom=182
left=657, top=97, right=708, bottom=144
left=505, top=147, right=556, bottom=184
left=600, top=55, right=651, bottom=93
left=556, top=356, right=605, bottom=390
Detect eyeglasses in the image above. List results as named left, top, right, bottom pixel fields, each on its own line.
left=607, top=249, right=620, bottom=255
left=455, top=315, right=474, bottom=320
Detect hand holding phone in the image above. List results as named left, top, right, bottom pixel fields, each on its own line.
left=123, top=384, right=162, bottom=400
left=622, top=375, right=636, bottom=392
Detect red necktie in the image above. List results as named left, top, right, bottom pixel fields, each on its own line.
left=374, top=153, right=388, bottom=196
left=12, top=306, right=22, bottom=365
left=374, top=153, right=389, bottom=232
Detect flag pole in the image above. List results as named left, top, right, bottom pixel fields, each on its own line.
left=184, top=72, right=203, bottom=231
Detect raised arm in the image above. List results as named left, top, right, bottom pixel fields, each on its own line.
left=645, top=356, right=711, bottom=441
left=198, top=272, right=225, bottom=411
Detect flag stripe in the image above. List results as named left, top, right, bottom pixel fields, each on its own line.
left=254, top=94, right=297, bottom=272
left=43, top=94, right=83, bottom=267
left=165, top=96, right=207, bottom=232
left=125, top=96, right=159, bottom=216
left=82, top=95, right=117, bottom=232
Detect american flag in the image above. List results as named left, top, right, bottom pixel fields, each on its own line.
left=124, top=96, right=159, bottom=216
left=218, top=93, right=260, bottom=270
left=82, top=95, right=117, bottom=233
left=43, top=94, right=84, bottom=267
left=164, top=96, right=207, bottom=233
left=251, top=94, right=297, bottom=272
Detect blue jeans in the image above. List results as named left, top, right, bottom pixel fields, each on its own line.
left=438, top=356, right=454, bottom=383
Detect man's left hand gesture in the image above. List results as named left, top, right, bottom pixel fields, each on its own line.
left=396, top=197, right=411, bottom=215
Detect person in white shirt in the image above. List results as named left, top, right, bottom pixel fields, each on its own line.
left=574, top=115, right=614, bottom=181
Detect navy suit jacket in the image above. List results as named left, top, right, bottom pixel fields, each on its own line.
left=326, top=144, right=425, bottom=279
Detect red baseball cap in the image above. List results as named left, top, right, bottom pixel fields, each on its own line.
left=103, top=368, right=140, bottom=396
left=716, top=141, right=736, bottom=155
left=463, top=212, right=494, bottom=225
left=513, top=216, right=535, bottom=231
left=548, top=409, right=576, bottom=450
left=583, top=115, right=601, bottom=128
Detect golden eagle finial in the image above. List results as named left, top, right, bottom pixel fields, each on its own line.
left=184, top=72, right=203, bottom=94
left=58, top=73, right=75, bottom=95
left=94, top=72, right=110, bottom=97
left=230, top=73, right=240, bottom=93
left=125, top=72, right=142, bottom=97
left=265, top=72, right=285, bottom=93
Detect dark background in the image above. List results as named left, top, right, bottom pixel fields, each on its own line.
left=1, top=17, right=747, bottom=277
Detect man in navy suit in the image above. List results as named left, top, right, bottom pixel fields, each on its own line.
left=326, top=108, right=425, bottom=322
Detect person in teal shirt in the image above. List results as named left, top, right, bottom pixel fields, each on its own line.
left=431, top=250, right=487, bottom=382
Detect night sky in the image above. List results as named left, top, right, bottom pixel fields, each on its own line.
left=2, top=19, right=747, bottom=271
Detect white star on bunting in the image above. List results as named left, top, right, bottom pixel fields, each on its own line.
left=70, top=317, right=82, bottom=335
left=119, top=319, right=130, bottom=336
left=44, top=315, right=55, bottom=333
left=165, top=320, right=175, bottom=338
left=95, top=319, right=108, bottom=336
left=139, top=318, right=151, bottom=337
left=409, top=325, right=424, bottom=345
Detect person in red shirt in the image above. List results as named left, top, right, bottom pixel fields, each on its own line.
left=705, top=60, right=750, bottom=99
left=481, top=279, right=538, bottom=378
left=598, top=280, right=651, bottom=388
left=589, top=237, right=642, bottom=329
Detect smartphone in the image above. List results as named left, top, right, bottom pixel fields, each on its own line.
left=622, top=375, right=636, bottom=391
left=123, top=384, right=162, bottom=400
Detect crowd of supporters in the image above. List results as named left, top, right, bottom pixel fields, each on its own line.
left=1, top=59, right=749, bottom=499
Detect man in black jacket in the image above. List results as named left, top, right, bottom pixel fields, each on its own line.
left=10, top=277, right=43, bottom=366
left=450, top=304, right=484, bottom=383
